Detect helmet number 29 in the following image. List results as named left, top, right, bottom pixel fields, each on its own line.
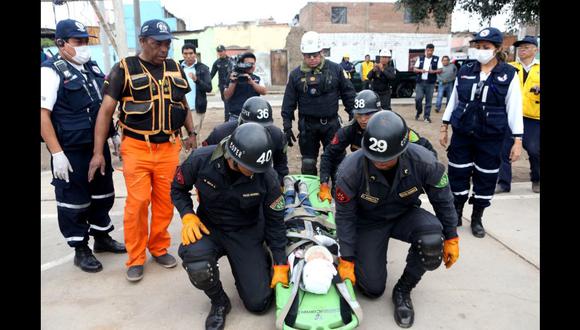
left=368, top=137, right=387, bottom=152
left=256, top=108, right=269, bottom=119
left=354, top=99, right=366, bottom=109
left=256, top=149, right=272, bottom=164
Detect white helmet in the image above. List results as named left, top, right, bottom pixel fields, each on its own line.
left=379, top=49, right=392, bottom=57
left=301, top=31, right=322, bottom=53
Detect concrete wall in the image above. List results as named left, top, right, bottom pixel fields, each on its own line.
left=299, top=2, right=451, bottom=34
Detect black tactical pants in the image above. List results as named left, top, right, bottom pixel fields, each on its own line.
left=297, top=114, right=341, bottom=175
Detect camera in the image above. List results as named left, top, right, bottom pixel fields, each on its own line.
left=233, top=62, right=254, bottom=82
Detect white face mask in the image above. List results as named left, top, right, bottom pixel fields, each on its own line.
left=72, top=46, right=91, bottom=64
left=474, top=49, right=495, bottom=65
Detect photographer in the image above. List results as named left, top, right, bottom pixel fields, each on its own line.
left=367, top=49, right=396, bottom=110
left=223, top=52, right=267, bottom=122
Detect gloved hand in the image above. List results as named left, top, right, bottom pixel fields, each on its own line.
left=270, top=264, right=290, bottom=288
left=52, top=151, right=74, bottom=183
left=338, top=257, right=356, bottom=285
left=181, top=213, right=210, bottom=245
left=443, top=237, right=459, bottom=269
left=284, top=128, right=297, bottom=147
left=318, top=182, right=332, bottom=203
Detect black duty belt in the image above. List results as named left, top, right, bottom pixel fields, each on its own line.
left=123, top=130, right=177, bottom=143
left=300, top=114, right=338, bottom=125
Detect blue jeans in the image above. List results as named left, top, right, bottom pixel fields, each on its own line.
left=415, top=81, right=435, bottom=119
left=435, top=81, right=454, bottom=111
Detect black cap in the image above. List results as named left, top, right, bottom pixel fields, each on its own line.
left=513, top=35, right=538, bottom=47
left=55, top=19, right=96, bottom=39
left=139, top=19, right=176, bottom=41
left=216, top=45, right=226, bottom=52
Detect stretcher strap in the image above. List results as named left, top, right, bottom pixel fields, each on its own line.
left=336, top=281, right=364, bottom=325
left=284, top=211, right=337, bottom=230
left=276, top=260, right=305, bottom=330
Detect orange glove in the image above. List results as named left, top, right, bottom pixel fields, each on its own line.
left=338, top=257, right=356, bottom=285
left=270, top=264, right=290, bottom=288
left=443, top=237, right=459, bottom=268
left=181, top=213, right=210, bottom=245
left=318, top=183, right=332, bottom=202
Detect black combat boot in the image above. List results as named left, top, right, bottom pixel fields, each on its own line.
left=206, top=291, right=231, bottom=330
left=93, top=234, right=127, bottom=253
left=454, top=201, right=464, bottom=227
left=392, top=272, right=419, bottom=328
left=471, top=206, right=485, bottom=238
left=74, top=245, right=103, bottom=273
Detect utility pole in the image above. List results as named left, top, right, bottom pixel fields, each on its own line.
left=97, top=0, right=110, bottom=71
left=133, top=0, right=142, bottom=54
left=89, top=0, right=120, bottom=57
left=112, top=0, right=129, bottom=57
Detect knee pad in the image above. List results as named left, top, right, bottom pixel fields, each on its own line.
left=183, top=260, right=219, bottom=290
left=301, top=158, right=317, bottom=175
left=413, top=232, right=444, bottom=271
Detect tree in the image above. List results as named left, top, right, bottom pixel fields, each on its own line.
left=395, top=0, right=540, bottom=29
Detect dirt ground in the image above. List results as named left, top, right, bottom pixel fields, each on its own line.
left=185, top=104, right=531, bottom=183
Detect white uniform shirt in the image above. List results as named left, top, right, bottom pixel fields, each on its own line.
left=414, top=55, right=443, bottom=80
left=442, top=69, right=524, bottom=135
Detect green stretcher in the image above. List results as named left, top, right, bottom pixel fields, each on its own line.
left=275, top=175, right=363, bottom=330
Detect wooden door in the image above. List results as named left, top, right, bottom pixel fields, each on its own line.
left=271, top=49, right=288, bottom=86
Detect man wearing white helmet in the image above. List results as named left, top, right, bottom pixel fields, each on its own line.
left=281, top=31, right=356, bottom=176
left=367, top=49, right=396, bottom=110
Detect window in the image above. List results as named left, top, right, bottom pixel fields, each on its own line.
left=331, top=7, right=347, bottom=24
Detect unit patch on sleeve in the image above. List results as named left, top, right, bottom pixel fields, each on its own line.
left=336, top=187, right=351, bottom=203
left=175, top=166, right=185, bottom=185
left=435, top=172, right=449, bottom=188
left=269, top=195, right=285, bottom=211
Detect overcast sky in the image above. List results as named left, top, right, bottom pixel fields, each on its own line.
left=40, top=0, right=513, bottom=32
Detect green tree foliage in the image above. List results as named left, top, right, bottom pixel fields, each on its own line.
left=41, top=38, right=55, bottom=48
left=395, top=0, right=539, bottom=29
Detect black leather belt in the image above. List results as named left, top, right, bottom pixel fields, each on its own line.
left=123, top=130, right=176, bottom=143
left=300, top=114, right=337, bottom=125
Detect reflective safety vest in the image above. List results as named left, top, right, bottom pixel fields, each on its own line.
left=118, top=56, right=189, bottom=144
left=509, top=61, right=540, bottom=120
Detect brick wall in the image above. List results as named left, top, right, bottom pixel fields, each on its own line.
left=299, top=2, right=451, bottom=34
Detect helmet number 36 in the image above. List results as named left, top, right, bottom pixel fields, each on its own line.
left=256, top=149, right=272, bottom=164
left=368, top=137, right=388, bottom=152
left=256, top=108, right=269, bottom=119
left=354, top=99, right=366, bottom=109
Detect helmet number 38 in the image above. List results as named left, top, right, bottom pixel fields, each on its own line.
left=354, top=99, right=366, bottom=109
left=256, top=108, right=269, bottom=119
left=368, top=137, right=388, bottom=152
left=256, top=149, right=272, bottom=164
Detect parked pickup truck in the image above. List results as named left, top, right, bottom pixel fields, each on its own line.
left=351, top=60, right=417, bottom=98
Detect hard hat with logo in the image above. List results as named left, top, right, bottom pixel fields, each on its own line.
left=301, top=31, right=323, bottom=53
left=225, top=122, right=274, bottom=173
left=353, top=90, right=381, bottom=115
left=361, top=110, right=409, bottom=162
left=239, top=96, right=274, bottom=126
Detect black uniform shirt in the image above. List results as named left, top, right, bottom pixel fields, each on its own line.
left=334, top=144, right=458, bottom=257
left=319, top=120, right=363, bottom=183
left=170, top=143, right=287, bottom=263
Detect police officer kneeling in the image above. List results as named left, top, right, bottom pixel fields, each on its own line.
left=171, top=123, right=288, bottom=330
left=334, top=110, right=459, bottom=328
left=201, top=96, right=289, bottom=185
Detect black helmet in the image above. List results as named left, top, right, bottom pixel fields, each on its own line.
left=239, top=96, right=273, bottom=126
left=225, top=122, right=274, bottom=173
left=353, top=90, right=381, bottom=114
left=361, top=110, right=409, bottom=162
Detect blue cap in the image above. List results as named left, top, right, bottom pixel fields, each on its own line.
left=472, top=27, right=503, bottom=44
left=55, top=19, right=96, bottom=40
left=513, top=35, right=538, bottom=47
left=139, top=19, right=176, bottom=41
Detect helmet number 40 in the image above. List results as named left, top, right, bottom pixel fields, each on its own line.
left=368, top=137, right=387, bottom=152
left=354, top=99, right=366, bottom=109
left=256, top=108, right=269, bottom=119
left=256, top=149, right=272, bottom=164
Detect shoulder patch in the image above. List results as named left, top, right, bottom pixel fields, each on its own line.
left=269, top=195, right=285, bottom=211
left=175, top=166, right=185, bottom=185
left=435, top=172, right=449, bottom=188
left=336, top=187, right=351, bottom=203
